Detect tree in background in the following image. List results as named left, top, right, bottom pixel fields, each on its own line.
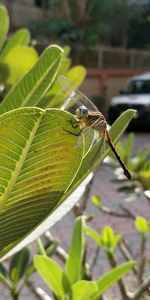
left=29, top=0, right=150, bottom=49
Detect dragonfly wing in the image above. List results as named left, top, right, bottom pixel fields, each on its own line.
left=58, top=75, right=102, bottom=157
left=58, top=75, right=99, bottom=114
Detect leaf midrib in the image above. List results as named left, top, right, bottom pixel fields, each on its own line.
left=0, top=111, right=45, bottom=211
left=21, top=55, right=61, bottom=107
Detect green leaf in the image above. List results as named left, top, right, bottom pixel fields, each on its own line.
left=100, top=226, right=121, bottom=253
left=124, top=133, right=134, bottom=159
left=91, top=261, right=136, bottom=299
left=0, top=107, right=84, bottom=258
left=139, top=170, right=150, bottom=189
left=63, top=46, right=71, bottom=57
left=134, top=216, right=149, bottom=234
left=86, top=226, right=101, bottom=246
left=71, top=280, right=97, bottom=300
left=3, top=45, right=38, bottom=85
left=34, top=255, right=70, bottom=299
left=40, top=65, right=86, bottom=109
left=0, top=262, right=7, bottom=278
left=0, top=110, right=136, bottom=260
left=0, top=5, right=9, bottom=51
left=0, top=45, right=63, bottom=114
left=92, top=195, right=102, bottom=208
left=1, top=28, right=31, bottom=59
left=58, top=57, right=71, bottom=75
left=65, top=216, right=86, bottom=285
left=9, top=248, right=30, bottom=283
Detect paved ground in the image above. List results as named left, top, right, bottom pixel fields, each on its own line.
left=0, top=132, right=150, bottom=300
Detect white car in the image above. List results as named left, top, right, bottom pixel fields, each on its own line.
left=108, top=72, right=150, bottom=128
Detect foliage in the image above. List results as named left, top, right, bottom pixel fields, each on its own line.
left=0, top=5, right=136, bottom=262
left=29, top=0, right=148, bottom=48
left=91, top=196, right=150, bottom=299
left=0, top=5, right=139, bottom=300
left=34, top=217, right=135, bottom=300
left=0, top=5, right=38, bottom=98
left=87, top=226, right=121, bottom=254
left=135, top=216, right=150, bottom=236
left=109, top=133, right=150, bottom=189
left=0, top=248, right=30, bottom=299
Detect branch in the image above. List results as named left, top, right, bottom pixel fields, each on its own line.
left=119, top=239, right=139, bottom=276
left=73, top=176, right=94, bottom=217
left=119, top=204, right=135, bottom=220
left=138, top=235, right=146, bottom=283
left=89, top=245, right=100, bottom=272
left=107, top=253, right=127, bottom=300
left=128, top=277, right=150, bottom=300
left=98, top=204, right=134, bottom=219
left=26, top=279, right=44, bottom=300
left=44, top=231, right=68, bottom=262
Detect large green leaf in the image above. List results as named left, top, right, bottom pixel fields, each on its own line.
left=0, top=45, right=63, bottom=114
left=0, top=5, right=9, bottom=51
left=34, top=255, right=70, bottom=299
left=91, top=261, right=136, bottom=299
left=2, top=45, right=38, bottom=85
left=0, top=109, right=136, bottom=260
left=0, top=107, right=84, bottom=258
left=71, top=280, right=97, bottom=300
left=65, top=217, right=86, bottom=285
left=0, top=28, right=31, bottom=59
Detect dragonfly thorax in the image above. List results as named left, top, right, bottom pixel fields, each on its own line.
left=76, top=105, right=89, bottom=119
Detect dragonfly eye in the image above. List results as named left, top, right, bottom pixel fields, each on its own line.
left=76, top=106, right=88, bottom=119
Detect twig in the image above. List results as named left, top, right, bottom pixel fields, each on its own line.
left=25, top=279, right=43, bottom=300
left=35, top=288, right=52, bottom=300
left=127, top=277, right=150, bottom=300
left=44, top=231, right=68, bottom=262
left=73, top=176, right=94, bottom=217
left=119, top=204, right=135, bottom=220
left=107, top=253, right=127, bottom=300
left=89, top=245, right=100, bottom=273
left=138, top=234, right=146, bottom=283
left=119, top=239, right=138, bottom=276
left=98, top=204, right=134, bottom=219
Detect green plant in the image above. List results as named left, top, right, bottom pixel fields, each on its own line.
left=34, top=217, right=135, bottom=300
left=0, top=5, right=137, bottom=300
left=0, top=6, right=38, bottom=98
left=90, top=194, right=150, bottom=299
left=0, top=5, right=136, bottom=262
left=109, top=133, right=150, bottom=188
left=0, top=248, right=30, bottom=299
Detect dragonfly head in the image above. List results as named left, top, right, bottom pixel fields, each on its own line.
left=76, top=106, right=89, bottom=119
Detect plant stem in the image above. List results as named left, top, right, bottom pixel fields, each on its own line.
left=10, top=289, right=19, bottom=300
left=107, top=252, right=127, bottom=300
left=128, top=276, right=150, bottom=300
left=36, top=238, right=47, bottom=256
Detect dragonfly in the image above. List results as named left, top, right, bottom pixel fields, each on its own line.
left=59, top=75, right=131, bottom=180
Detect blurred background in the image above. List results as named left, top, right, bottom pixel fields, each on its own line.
left=0, top=2, right=150, bottom=299
left=0, top=0, right=150, bottom=126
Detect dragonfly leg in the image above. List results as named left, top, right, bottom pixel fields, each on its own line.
left=68, top=119, right=80, bottom=129
left=63, top=119, right=83, bottom=136
left=63, top=127, right=83, bottom=136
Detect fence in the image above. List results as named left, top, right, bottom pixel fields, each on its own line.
left=72, top=46, right=150, bottom=69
